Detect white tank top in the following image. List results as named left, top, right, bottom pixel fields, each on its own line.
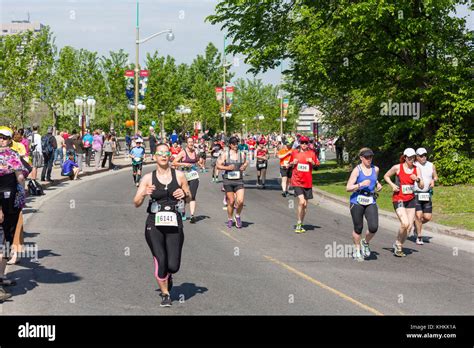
left=414, top=161, right=433, bottom=192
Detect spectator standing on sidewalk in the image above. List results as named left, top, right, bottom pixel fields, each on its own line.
left=41, top=127, right=57, bottom=182
left=72, top=130, right=85, bottom=173
left=92, top=130, right=103, bottom=170
left=149, top=127, right=157, bottom=160
left=102, top=134, right=115, bottom=170
left=0, top=127, right=27, bottom=301
left=335, top=136, right=345, bottom=165
left=65, top=130, right=75, bottom=158
left=83, top=129, right=93, bottom=167
left=54, top=130, right=65, bottom=167
left=28, top=124, right=43, bottom=181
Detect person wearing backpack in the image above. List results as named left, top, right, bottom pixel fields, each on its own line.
left=41, top=127, right=57, bottom=182
left=28, top=124, right=43, bottom=181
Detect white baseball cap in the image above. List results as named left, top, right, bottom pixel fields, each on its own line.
left=416, top=147, right=427, bottom=155
left=135, top=137, right=143, bottom=143
left=403, top=148, right=416, bottom=157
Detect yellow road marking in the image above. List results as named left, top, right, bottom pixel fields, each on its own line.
left=220, top=229, right=241, bottom=243
left=264, top=255, right=384, bottom=316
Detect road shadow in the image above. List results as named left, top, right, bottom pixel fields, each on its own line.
left=364, top=251, right=380, bottom=261
left=5, top=249, right=82, bottom=297
left=192, top=215, right=210, bottom=223
left=382, top=247, right=419, bottom=256
left=155, top=282, right=208, bottom=301
left=407, top=234, right=432, bottom=244
left=302, top=225, right=322, bottom=230
left=23, top=230, right=40, bottom=238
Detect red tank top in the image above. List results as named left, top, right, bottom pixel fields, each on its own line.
left=392, top=163, right=417, bottom=202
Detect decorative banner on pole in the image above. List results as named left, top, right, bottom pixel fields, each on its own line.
left=194, top=121, right=202, bottom=130
left=139, top=70, right=149, bottom=101
left=125, top=70, right=135, bottom=103
left=215, top=87, right=223, bottom=101
left=283, top=98, right=289, bottom=116
left=226, top=86, right=234, bottom=110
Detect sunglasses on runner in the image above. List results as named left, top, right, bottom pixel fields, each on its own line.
left=363, top=155, right=373, bottom=159
left=300, top=141, right=309, bottom=145
left=156, top=151, right=171, bottom=157
left=0, top=135, right=11, bottom=140
left=406, top=156, right=416, bottom=161
left=417, top=154, right=427, bottom=158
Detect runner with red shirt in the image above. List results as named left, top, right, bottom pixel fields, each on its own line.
left=384, top=148, right=424, bottom=257
left=289, top=136, right=320, bottom=233
left=246, top=137, right=257, bottom=161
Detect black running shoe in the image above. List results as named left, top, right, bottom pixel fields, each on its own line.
left=190, top=216, right=196, bottom=224
left=160, top=293, right=172, bottom=307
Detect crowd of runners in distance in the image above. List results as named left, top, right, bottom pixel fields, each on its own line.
left=130, top=129, right=438, bottom=306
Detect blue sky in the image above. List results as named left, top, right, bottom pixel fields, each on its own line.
left=1, top=0, right=472, bottom=86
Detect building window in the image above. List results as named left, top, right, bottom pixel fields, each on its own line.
left=2, top=30, right=8, bottom=33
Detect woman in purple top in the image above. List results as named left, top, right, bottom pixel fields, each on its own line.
left=92, top=130, right=104, bottom=170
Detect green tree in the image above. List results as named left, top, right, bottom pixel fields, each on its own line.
left=208, top=0, right=474, bottom=184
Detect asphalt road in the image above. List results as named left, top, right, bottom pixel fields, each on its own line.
left=1, top=158, right=473, bottom=315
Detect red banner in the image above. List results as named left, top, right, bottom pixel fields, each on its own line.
left=215, top=87, right=223, bottom=101
left=124, top=70, right=134, bottom=77
left=140, top=70, right=149, bottom=77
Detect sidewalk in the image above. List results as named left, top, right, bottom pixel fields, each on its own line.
left=35, top=153, right=156, bottom=190
left=312, top=186, right=474, bottom=241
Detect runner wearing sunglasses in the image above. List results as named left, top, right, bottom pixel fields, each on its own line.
left=289, top=136, right=320, bottom=233
left=414, top=147, right=438, bottom=245
left=134, top=143, right=191, bottom=307
left=346, top=148, right=382, bottom=261
left=384, top=148, right=424, bottom=257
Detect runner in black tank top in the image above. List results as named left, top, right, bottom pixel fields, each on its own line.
left=134, top=143, right=191, bottom=307
left=216, top=136, right=248, bottom=229
left=172, top=137, right=203, bottom=223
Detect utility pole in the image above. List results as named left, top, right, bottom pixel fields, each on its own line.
left=222, top=35, right=227, bottom=135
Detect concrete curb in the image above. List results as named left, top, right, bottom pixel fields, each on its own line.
left=38, top=161, right=154, bottom=190
left=312, top=187, right=474, bottom=241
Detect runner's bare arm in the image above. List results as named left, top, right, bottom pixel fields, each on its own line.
left=346, top=167, right=360, bottom=192
left=216, top=152, right=231, bottom=171
left=134, top=173, right=153, bottom=207
left=431, top=164, right=438, bottom=187
left=384, top=164, right=400, bottom=191
left=375, top=166, right=383, bottom=191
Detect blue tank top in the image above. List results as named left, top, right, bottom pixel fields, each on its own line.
left=350, top=164, right=377, bottom=205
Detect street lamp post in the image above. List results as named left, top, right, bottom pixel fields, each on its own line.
left=255, top=114, right=264, bottom=133
left=175, top=105, right=191, bottom=135
left=160, top=111, right=165, bottom=141
left=74, top=96, right=96, bottom=137
left=134, top=0, right=174, bottom=134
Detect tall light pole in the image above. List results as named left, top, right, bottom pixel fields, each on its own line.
left=160, top=111, right=165, bottom=141
left=134, top=0, right=174, bottom=134
left=74, top=96, right=96, bottom=137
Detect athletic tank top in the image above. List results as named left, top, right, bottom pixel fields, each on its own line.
left=223, top=150, right=245, bottom=184
left=350, top=164, right=377, bottom=205
left=414, top=161, right=433, bottom=192
left=147, top=169, right=181, bottom=211
left=392, top=163, right=417, bottom=202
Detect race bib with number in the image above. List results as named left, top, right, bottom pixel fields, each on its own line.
left=185, top=170, right=199, bottom=181
left=227, top=171, right=241, bottom=180
left=417, top=192, right=430, bottom=201
left=213, top=153, right=220, bottom=158
left=357, top=195, right=374, bottom=205
left=401, top=185, right=414, bottom=194
left=155, top=212, right=178, bottom=227
left=257, top=162, right=267, bottom=169
left=3, top=191, right=10, bottom=199
left=297, top=163, right=310, bottom=172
